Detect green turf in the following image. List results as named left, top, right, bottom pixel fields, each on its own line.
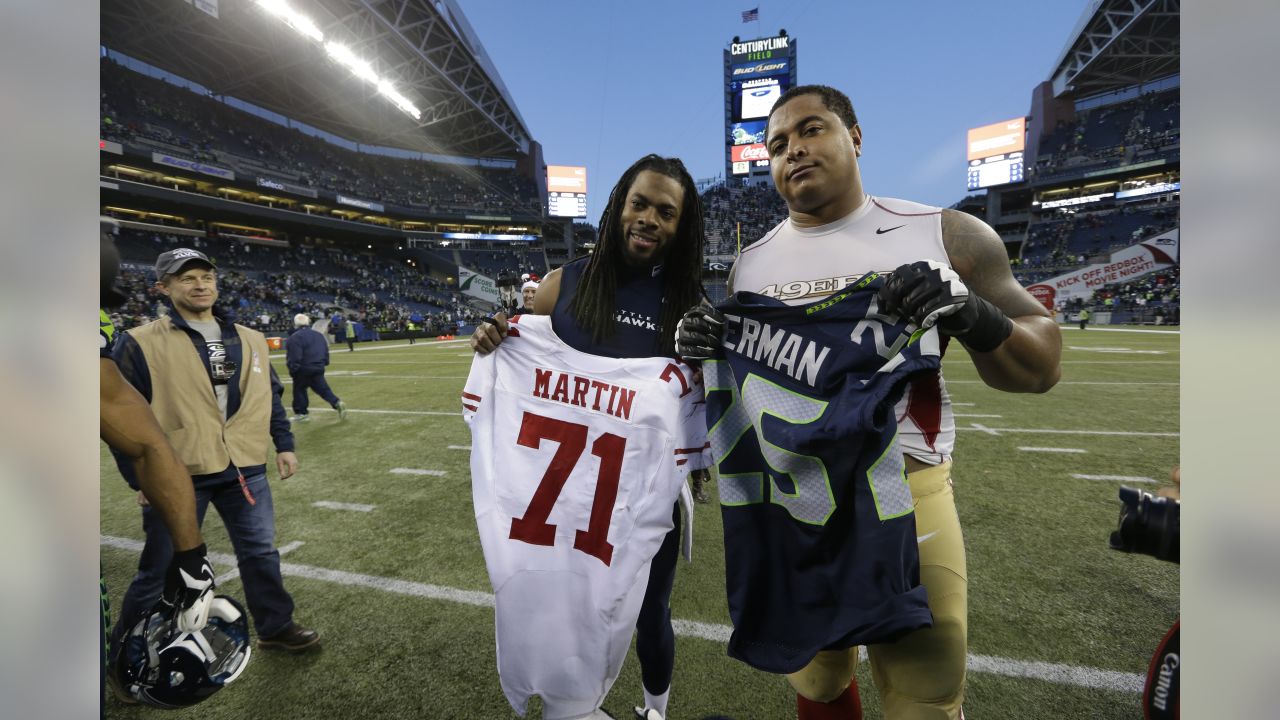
left=102, top=329, right=1179, bottom=719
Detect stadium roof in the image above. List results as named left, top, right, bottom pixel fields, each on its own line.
left=101, top=0, right=534, bottom=158
left=1048, top=0, right=1179, bottom=99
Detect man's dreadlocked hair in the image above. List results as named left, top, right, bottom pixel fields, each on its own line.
left=568, top=154, right=705, bottom=355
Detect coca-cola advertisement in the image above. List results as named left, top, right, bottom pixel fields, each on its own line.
left=731, top=143, right=769, bottom=163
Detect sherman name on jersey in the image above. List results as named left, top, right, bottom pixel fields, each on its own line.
left=462, top=314, right=708, bottom=720
left=706, top=273, right=941, bottom=674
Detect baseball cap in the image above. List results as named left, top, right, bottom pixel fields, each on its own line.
left=521, top=281, right=539, bottom=292
left=155, top=248, right=214, bottom=278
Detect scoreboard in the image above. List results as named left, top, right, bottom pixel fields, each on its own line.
left=547, top=165, right=587, bottom=218
left=724, top=34, right=796, bottom=183
left=965, top=117, right=1026, bottom=191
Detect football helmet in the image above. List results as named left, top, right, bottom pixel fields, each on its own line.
left=111, top=595, right=252, bottom=708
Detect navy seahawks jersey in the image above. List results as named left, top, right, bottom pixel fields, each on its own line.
left=704, top=272, right=941, bottom=674
left=551, top=256, right=667, bottom=358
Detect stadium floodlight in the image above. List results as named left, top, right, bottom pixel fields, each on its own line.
left=254, top=0, right=422, bottom=122
left=324, top=42, right=378, bottom=84
left=254, top=0, right=324, bottom=42
left=376, top=79, right=422, bottom=120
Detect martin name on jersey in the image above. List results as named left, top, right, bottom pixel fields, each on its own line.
left=705, top=272, right=942, bottom=674
left=462, top=314, right=709, bottom=720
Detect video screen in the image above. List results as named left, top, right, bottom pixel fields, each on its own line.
left=732, top=76, right=788, bottom=121
left=728, top=120, right=767, bottom=146
left=547, top=165, right=587, bottom=218
left=966, top=118, right=1026, bottom=161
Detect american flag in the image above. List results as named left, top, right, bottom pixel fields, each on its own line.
left=741, top=7, right=759, bottom=22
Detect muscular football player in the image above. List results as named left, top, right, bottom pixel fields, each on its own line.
left=678, top=86, right=1062, bottom=719
left=100, top=227, right=216, bottom=702
left=472, top=154, right=708, bottom=720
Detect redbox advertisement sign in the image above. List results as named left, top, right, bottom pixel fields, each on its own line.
left=731, top=143, right=769, bottom=163
left=1026, top=284, right=1055, bottom=311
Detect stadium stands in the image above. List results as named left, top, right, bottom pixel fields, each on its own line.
left=108, top=227, right=494, bottom=336
left=1031, top=89, right=1180, bottom=182
left=100, top=58, right=540, bottom=217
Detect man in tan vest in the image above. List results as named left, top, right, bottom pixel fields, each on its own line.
left=109, top=248, right=320, bottom=654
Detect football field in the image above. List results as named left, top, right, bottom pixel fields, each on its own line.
left=101, top=326, right=1180, bottom=719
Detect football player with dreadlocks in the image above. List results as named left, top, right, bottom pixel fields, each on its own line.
left=471, top=154, right=710, bottom=720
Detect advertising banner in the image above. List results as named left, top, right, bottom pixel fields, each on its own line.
left=152, top=152, right=235, bottom=180
left=337, top=194, right=385, bottom=213
left=458, top=267, right=500, bottom=304
left=1024, top=230, right=1179, bottom=308
left=731, top=59, right=790, bottom=79
left=256, top=176, right=318, bottom=199
left=731, top=143, right=769, bottom=163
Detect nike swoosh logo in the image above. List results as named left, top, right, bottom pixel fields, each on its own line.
left=876, top=225, right=906, bottom=234
left=917, top=530, right=940, bottom=543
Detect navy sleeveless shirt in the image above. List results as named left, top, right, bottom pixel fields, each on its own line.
left=549, top=256, right=667, bottom=359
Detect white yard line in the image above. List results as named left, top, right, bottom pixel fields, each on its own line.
left=946, top=380, right=1177, bottom=386
left=952, top=402, right=976, bottom=407
left=960, top=426, right=1178, bottom=437
left=1018, top=447, right=1087, bottom=453
left=305, top=407, right=1180, bottom=437
left=1059, top=326, right=1180, bottom=335
left=1070, top=474, right=1157, bottom=483
left=298, top=375, right=469, bottom=380
left=97, top=537, right=310, bottom=585
left=1059, top=361, right=1178, bottom=364
left=100, top=535, right=1143, bottom=693
left=270, top=338, right=469, bottom=359
left=953, top=413, right=1002, bottom=418
left=447, top=445, right=470, bottom=450
left=389, top=468, right=448, bottom=476
left=312, top=501, right=377, bottom=512
left=311, top=407, right=463, bottom=417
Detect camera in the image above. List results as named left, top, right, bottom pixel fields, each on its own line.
left=1108, top=486, right=1179, bottom=563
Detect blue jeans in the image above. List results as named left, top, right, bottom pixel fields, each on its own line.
left=110, top=470, right=295, bottom=647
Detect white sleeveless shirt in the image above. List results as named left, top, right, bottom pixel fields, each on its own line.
left=730, top=195, right=955, bottom=465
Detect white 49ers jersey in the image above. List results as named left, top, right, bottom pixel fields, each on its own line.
left=462, top=314, right=709, bottom=720
left=731, top=195, right=955, bottom=464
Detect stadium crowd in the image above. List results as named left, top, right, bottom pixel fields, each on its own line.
left=100, top=58, right=540, bottom=217
left=107, top=228, right=498, bottom=336
left=1031, top=89, right=1180, bottom=179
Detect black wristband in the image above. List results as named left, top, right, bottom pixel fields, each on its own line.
left=173, top=543, right=208, bottom=564
left=957, top=295, right=1014, bottom=352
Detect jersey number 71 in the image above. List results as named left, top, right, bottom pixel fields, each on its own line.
left=508, top=411, right=626, bottom=566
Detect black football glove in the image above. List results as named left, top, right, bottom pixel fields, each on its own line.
left=879, top=260, right=1013, bottom=352
left=675, top=301, right=726, bottom=360
left=164, top=544, right=216, bottom=632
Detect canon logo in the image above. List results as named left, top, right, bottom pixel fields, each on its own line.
left=1152, top=652, right=1178, bottom=712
